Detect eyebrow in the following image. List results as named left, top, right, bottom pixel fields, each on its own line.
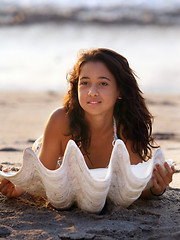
left=79, top=76, right=111, bottom=81
left=99, top=76, right=111, bottom=81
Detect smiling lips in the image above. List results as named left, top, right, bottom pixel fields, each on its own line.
left=87, top=100, right=101, bottom=105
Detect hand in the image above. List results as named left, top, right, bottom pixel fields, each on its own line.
left=151, top=162, right=176, bottom=195
left=0, top=168, right=24, bottom=198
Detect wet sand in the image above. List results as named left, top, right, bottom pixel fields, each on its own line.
left=0, top=91, right=180, bottom=239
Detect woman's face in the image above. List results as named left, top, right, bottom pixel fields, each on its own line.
left=78, top=61, right=120, bottom=118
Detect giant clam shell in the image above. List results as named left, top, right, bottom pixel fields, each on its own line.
left=0, top=140, right=173, bottom=213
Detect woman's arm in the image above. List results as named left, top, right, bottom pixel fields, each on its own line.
left=38, top=108, right=65, bottom=170
left=125, top=139, right=175, bottom=199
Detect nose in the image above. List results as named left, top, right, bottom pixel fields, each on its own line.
left=88, top=85, right=99, bottom=97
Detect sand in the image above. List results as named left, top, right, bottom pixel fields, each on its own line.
left=0, top=91, right=180, bottom=239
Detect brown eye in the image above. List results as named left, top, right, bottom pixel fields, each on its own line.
left=101, top=82, right=108, bottom=86
left=80, top=81, right=88, bottom=86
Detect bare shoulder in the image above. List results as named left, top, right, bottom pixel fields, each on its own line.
left=49, top=107, right=68, bottom=122
left=38, top=107, right=70, bottom=169
left=45, top=107, right=70, bottom=136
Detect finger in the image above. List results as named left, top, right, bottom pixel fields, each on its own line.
left=152, top=176, right=162, bottom=192
left=0, top=179, right=11, bottom=188
left=1, top=186, right=8, bottom=196
left=1, top=178, right=10, bottom=184
left=153, top=168, right=167, bottom=189
left=0, top=182, right=13, bottom=195
left=156, top=164, right=167, bottom=178
left=6, top=186, right=15, bottom=198
left=164, top=162, right=176, bottom=184
left=164, top=162, right=174, bottom=175
left=171, top=165, right=176, bottom=173
left=156, top=164, right=169, bottom=185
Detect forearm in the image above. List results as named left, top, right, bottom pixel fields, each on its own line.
left=140, top=186, right=166, bottom=199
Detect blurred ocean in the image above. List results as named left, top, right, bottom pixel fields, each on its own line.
left=0, top=0, right=180, bottom=94
left=1, top=0, right=180, bottom=25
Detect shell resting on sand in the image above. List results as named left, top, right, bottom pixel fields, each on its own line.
left=0, top=140, right=173, bottom=213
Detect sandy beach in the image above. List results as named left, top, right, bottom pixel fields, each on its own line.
left=0, top=91, right=180, bottom=239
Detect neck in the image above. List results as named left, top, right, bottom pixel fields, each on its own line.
left=85, top=113, right=114, bottom=135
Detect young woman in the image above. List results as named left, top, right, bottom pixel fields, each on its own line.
left=0, top=48, right=175, bottom=199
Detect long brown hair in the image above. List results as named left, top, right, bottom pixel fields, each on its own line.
left=63, top=48, right=157, bottom=161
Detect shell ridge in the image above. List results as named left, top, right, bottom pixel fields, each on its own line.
left=108, top=140, right=134, bottom=206
left=45, top=140, right=90, bottom=209
left=108, top=140, right=150, bottom=206
left=66, top=141, right=109, bottom=213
